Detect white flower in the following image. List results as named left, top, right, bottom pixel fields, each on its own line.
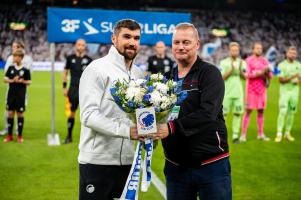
left=134, top=88, right=146, bottom=102
left=126, top=87, right=141, bottom=100
left=171, top=94, right=177, bottom=104
left=154, top=82, right=168, bottom=94
left=150, top=73, right=164, bottom=81
left=161, top=95, right=168, bottom=103
left=161, top=102, right=169, bottom=110
left=129, top=80, right=138, bottom=87
left=135, top=79, right=146, bottom=86
left=166, top=80, right=177, bottom=89
left=150, top=90, right=162, bottom=106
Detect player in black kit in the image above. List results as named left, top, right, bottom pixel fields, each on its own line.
left=146, top=41, right=174, bottom=74
left=4, top=50, right=31, bottom=143
left=62, top=39, right=92, bottom=144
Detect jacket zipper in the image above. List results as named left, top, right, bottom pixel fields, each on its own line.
left=216, top=131, right=225, bottom=152
left=119, top=138, right=124, bottom=165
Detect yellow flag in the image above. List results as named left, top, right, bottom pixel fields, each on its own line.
left=65, top=97, right=71, bottom=117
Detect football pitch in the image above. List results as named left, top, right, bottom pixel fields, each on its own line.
left=0, top=71, right=300, bottom=200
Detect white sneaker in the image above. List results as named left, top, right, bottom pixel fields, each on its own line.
left=239, top=135, right=246, bottom=142
left=274, top=135, right=282, bottom=142
left=284, top=134, right=295, bottom=142
left=257, top=134, right=270, bottom=141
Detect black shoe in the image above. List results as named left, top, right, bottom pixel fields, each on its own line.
left=232, top=138, right=240, bottom=144
left=62, top=137, right=72, bottom=144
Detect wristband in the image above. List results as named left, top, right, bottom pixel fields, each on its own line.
left=63, top=82, right=67, bottom=88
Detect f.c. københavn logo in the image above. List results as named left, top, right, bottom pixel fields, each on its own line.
left=138, top=111, right=155, bottom=130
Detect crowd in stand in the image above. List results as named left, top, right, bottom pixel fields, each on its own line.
left=0, top=5, right=300, bottom=66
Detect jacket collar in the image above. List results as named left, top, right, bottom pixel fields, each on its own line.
left=188, top=56, right=202, bottom=74
left=170, top=56, right=202, bottom=80
left=108, top=45, right=136, bottom=73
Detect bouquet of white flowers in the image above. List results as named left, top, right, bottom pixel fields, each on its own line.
left=110, top=73, right=180, bottom=124
left=111, top=73, right=188, bottom=200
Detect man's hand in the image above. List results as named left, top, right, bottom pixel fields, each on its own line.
left=152, top=124, right=170, bottom=140
left=17, top=78, right=24, bottom=83
left=63, top=88, right=68, bottom=97
left=298, top=74, right=301, bottom=84
left=13, top=76, right=19, bottom=82
left=292, top=73, right=299, bottom=79
left=130, top=126, right=144, bottom=141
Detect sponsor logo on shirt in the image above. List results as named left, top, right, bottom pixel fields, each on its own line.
left=86, top=184, right=95, bottom=193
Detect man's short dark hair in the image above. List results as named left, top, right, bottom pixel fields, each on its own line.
left=113, top=19, right=141, bottom=35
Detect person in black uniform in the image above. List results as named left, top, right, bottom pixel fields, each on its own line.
left=146, top=41, right=174, bottom=74
left=62, top=39, right=92, bottom=144
left=3, top=49, right=31, bottom=143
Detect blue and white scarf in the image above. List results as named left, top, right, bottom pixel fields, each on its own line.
left=119, top=138, right=154, bottom=200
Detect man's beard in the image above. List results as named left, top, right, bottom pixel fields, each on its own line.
left=77, top=49, right=85, bottom=55
left=118, top=46, right=138, bottom=60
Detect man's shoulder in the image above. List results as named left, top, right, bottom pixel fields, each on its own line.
left=165, top=56, right=174, bottom=61
left=241, top=58, right=247, bottom=65
left=245, top=55, right=252, bottom=61
left=198, top=59, right=223, bottom=79
left=278, top=60, right=286, bottom=66
left=199, top=59, right=219, bottom=72
left=23, top=67, right=31, bottom=73
left=67, top=54, right=76, bottom=58
left=295, top=60, right=301, bottom=66
left=261, top=56, right=269, bottom=63
left=7, top=65, right=15, bottom=71
left=219, top=57, right=230, bottom=65
left=83, top=55, right=93, bottom=61
left=84, top=56, right=109, bottom=72
left=148, top=55, right=157, bottom=61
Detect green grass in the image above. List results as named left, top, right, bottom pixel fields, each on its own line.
left=0, top=71, right=300, bottom=200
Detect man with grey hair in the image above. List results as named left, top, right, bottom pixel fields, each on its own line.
left=78, top=19, right=144, bottom=200
left=156, top=22, right=232, bottom=200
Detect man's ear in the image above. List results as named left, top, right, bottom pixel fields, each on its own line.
left=196, top=40, right=201, bottom=50
left=111, top=34, right=116, bottom=46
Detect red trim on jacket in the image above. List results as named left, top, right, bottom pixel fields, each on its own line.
left=168, top=121, right=175, bottom=134
left=201, top=152, right=229, bottom=165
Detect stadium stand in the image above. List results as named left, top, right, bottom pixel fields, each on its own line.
left=0, top=5, right=300, bottom=66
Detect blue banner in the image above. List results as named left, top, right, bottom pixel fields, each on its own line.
left=47, top=8, right=191, bottom=45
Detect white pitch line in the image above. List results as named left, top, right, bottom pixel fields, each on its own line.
left=151, top=170, right=167, bottom=199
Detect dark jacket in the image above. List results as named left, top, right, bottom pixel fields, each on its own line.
left=162, top=56, right=229, bottom=167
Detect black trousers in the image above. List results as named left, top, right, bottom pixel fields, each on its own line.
left=68, top=86, right=79, bottom=111
left=79, top=164, right=131, bottom=200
